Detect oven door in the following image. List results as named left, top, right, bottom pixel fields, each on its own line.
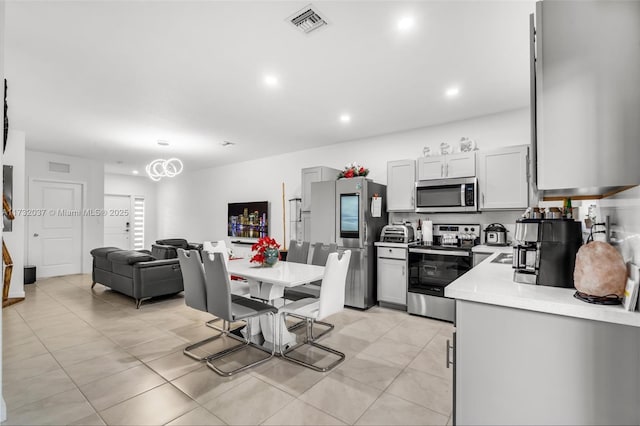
left=415, top=177, right=477, bottom=213
left=408, top=248, right=472, bottom=296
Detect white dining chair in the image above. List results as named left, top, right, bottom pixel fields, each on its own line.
left=283, top=242, right=338, bottom=338
left=278, top=250, right=351, bottom=372
left=203, top=240, right=251, bottom=297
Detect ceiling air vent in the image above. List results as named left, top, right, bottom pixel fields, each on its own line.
left=288, top=4, right=328, bottom=34
left=49, top=162, right=70, bottom=173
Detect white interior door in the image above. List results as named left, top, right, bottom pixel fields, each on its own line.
left=28, top=180, right=83, bottom=277
left=104, top=194, right=131, bottom=249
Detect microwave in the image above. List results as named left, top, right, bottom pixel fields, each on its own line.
left=415, top=177, right=478, bottom=213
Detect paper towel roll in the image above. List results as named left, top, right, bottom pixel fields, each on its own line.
left=423, top=220, right=433, bottom=244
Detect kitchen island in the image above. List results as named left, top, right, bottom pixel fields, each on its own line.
left=446, top=252, right=640, bottom=425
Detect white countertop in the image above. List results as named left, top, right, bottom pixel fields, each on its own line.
left=446, top=251, right=640, bottom=328
left=471, top=244, right=513, bottom=254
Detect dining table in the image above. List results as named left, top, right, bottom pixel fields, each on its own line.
left=226, top=258, right=325, bottom=350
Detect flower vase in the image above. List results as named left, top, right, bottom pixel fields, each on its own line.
left=263, top=248, right=279, bottom=267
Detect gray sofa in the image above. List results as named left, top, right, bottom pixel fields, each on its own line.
left=90, top=247, right=184, bottom=308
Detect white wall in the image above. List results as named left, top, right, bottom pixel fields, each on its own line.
left=599, top=185, right=640, bottom=265
left=25, top=150, right=104, bottom=274
left=104, top=173, right=158, bottom=249
left=4, top=130, right=25, bottom=297
left=157, top=107, right=529, bottom=243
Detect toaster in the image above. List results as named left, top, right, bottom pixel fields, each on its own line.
left=380, top=224, right=415, bottom=244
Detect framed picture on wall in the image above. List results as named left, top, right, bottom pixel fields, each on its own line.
left=4, top=79, right=8, bottom=152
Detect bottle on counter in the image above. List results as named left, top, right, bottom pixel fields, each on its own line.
left=564, top=198, right=573, bottom=219
left=416, top=219, right=422, bottom=243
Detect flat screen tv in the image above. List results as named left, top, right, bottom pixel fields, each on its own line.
left=227, top=201, right=269, bottom=239
left=340, top=193, right=359, bottom=239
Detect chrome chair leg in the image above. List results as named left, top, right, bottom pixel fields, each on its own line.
left=206, top=317, right=227, bottom=332
left=206, top=313, right=276, bottom=377
left=280, top=313, right=345, bottom=372
left=287, top=313, right=334, bottom=339
left=182, top=318, right=242, bottom=361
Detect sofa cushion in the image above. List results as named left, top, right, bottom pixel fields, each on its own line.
left=151, top=244, right=178, bottom=259
left=108, top=250, right=155, bottom=265
left=90, top=247, right=121, bottom=258
left=156, top=238, right=189, bottom=249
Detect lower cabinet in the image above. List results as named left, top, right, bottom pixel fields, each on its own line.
left=229, top=242, right=252, bottom=258
left=472, top=252, right=491, bottom=267
left=376, top=247, right=407, bottom=308
left=455, top=300, right=640, bottom=425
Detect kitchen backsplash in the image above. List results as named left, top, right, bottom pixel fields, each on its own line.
left=598, top=186, right=640, bottom=265
left=390, top=210, right=523, bottom=245
left=391, top=186, right=640, bottom=264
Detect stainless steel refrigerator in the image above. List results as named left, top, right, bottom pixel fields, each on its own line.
left=310, top=178, right=387, bottom=309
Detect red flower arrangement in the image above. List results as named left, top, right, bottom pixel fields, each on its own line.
left=250, top=237, right=281, bottom=265
left=337, top=162, right=369, bottom=179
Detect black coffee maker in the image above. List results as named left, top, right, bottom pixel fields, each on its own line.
left=512, top=219, right=583, bottom=287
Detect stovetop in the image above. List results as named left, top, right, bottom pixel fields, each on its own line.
left=409, top=242, right=476, bottom=252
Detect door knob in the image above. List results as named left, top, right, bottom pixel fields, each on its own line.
left=33, top=233, right=39, bottom=237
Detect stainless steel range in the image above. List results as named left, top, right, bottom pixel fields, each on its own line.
left=407, top=223, right=480, bottom=322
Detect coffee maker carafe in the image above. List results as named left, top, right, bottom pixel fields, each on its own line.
left=513, top=219, right=583, bottom=288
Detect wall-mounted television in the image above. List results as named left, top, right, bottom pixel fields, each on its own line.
left=227, top=201, right=269, bottom=239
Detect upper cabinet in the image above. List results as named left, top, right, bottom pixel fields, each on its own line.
left=478, top=145, right=529, bottom=210
left=533, top=1, right=640, bottom=196
left=417, top=152, right=476, bottom=181
left=387, top=160, right=416, bottom=212
left=301, top=166, right=340, bottom=211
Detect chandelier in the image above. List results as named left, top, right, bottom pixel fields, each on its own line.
left=146, top=158, right=184, bottom=181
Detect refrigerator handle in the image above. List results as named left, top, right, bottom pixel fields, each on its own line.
left=363, top=222, right=367, bottom=244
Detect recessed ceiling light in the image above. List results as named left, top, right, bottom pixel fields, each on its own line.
left=397, top=16, right=415, bottom=32
left=445, top=87, right=460, bottom=98
left=264, top=75, right=279, bottom=87
left=132, top=170, right=139, bottom=175
left=340, top=114, right=351, bottom=124
left=157, top=140, right=170, bottom=146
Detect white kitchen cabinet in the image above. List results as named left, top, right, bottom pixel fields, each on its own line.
left=386, top=160, right=415, bottom=211
left=534, top=1, right=640, bottom=195
left=417, top=152, right=476, bottom=181
left=472, top=252, right=491, bottom=267
left=455, top=300, right=640, bottom=425
left=301, top=211, right=311, bottom=243
left=301, top=166, right=340, bottom=211
left=376, top=246, right=407, bottom=307
left=478, top=145, right=529, bottom=210
left=416, top=156, right=444, bottom=180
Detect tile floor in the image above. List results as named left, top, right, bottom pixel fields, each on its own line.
left=2, top=274, right=454, bottom=425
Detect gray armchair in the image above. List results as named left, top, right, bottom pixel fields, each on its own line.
left=152, top=238, right=203, bottom=259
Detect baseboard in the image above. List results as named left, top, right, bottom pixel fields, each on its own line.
left=8, top=290, right=25, bottom=299
left=3, top=298, right=24, bottom=308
